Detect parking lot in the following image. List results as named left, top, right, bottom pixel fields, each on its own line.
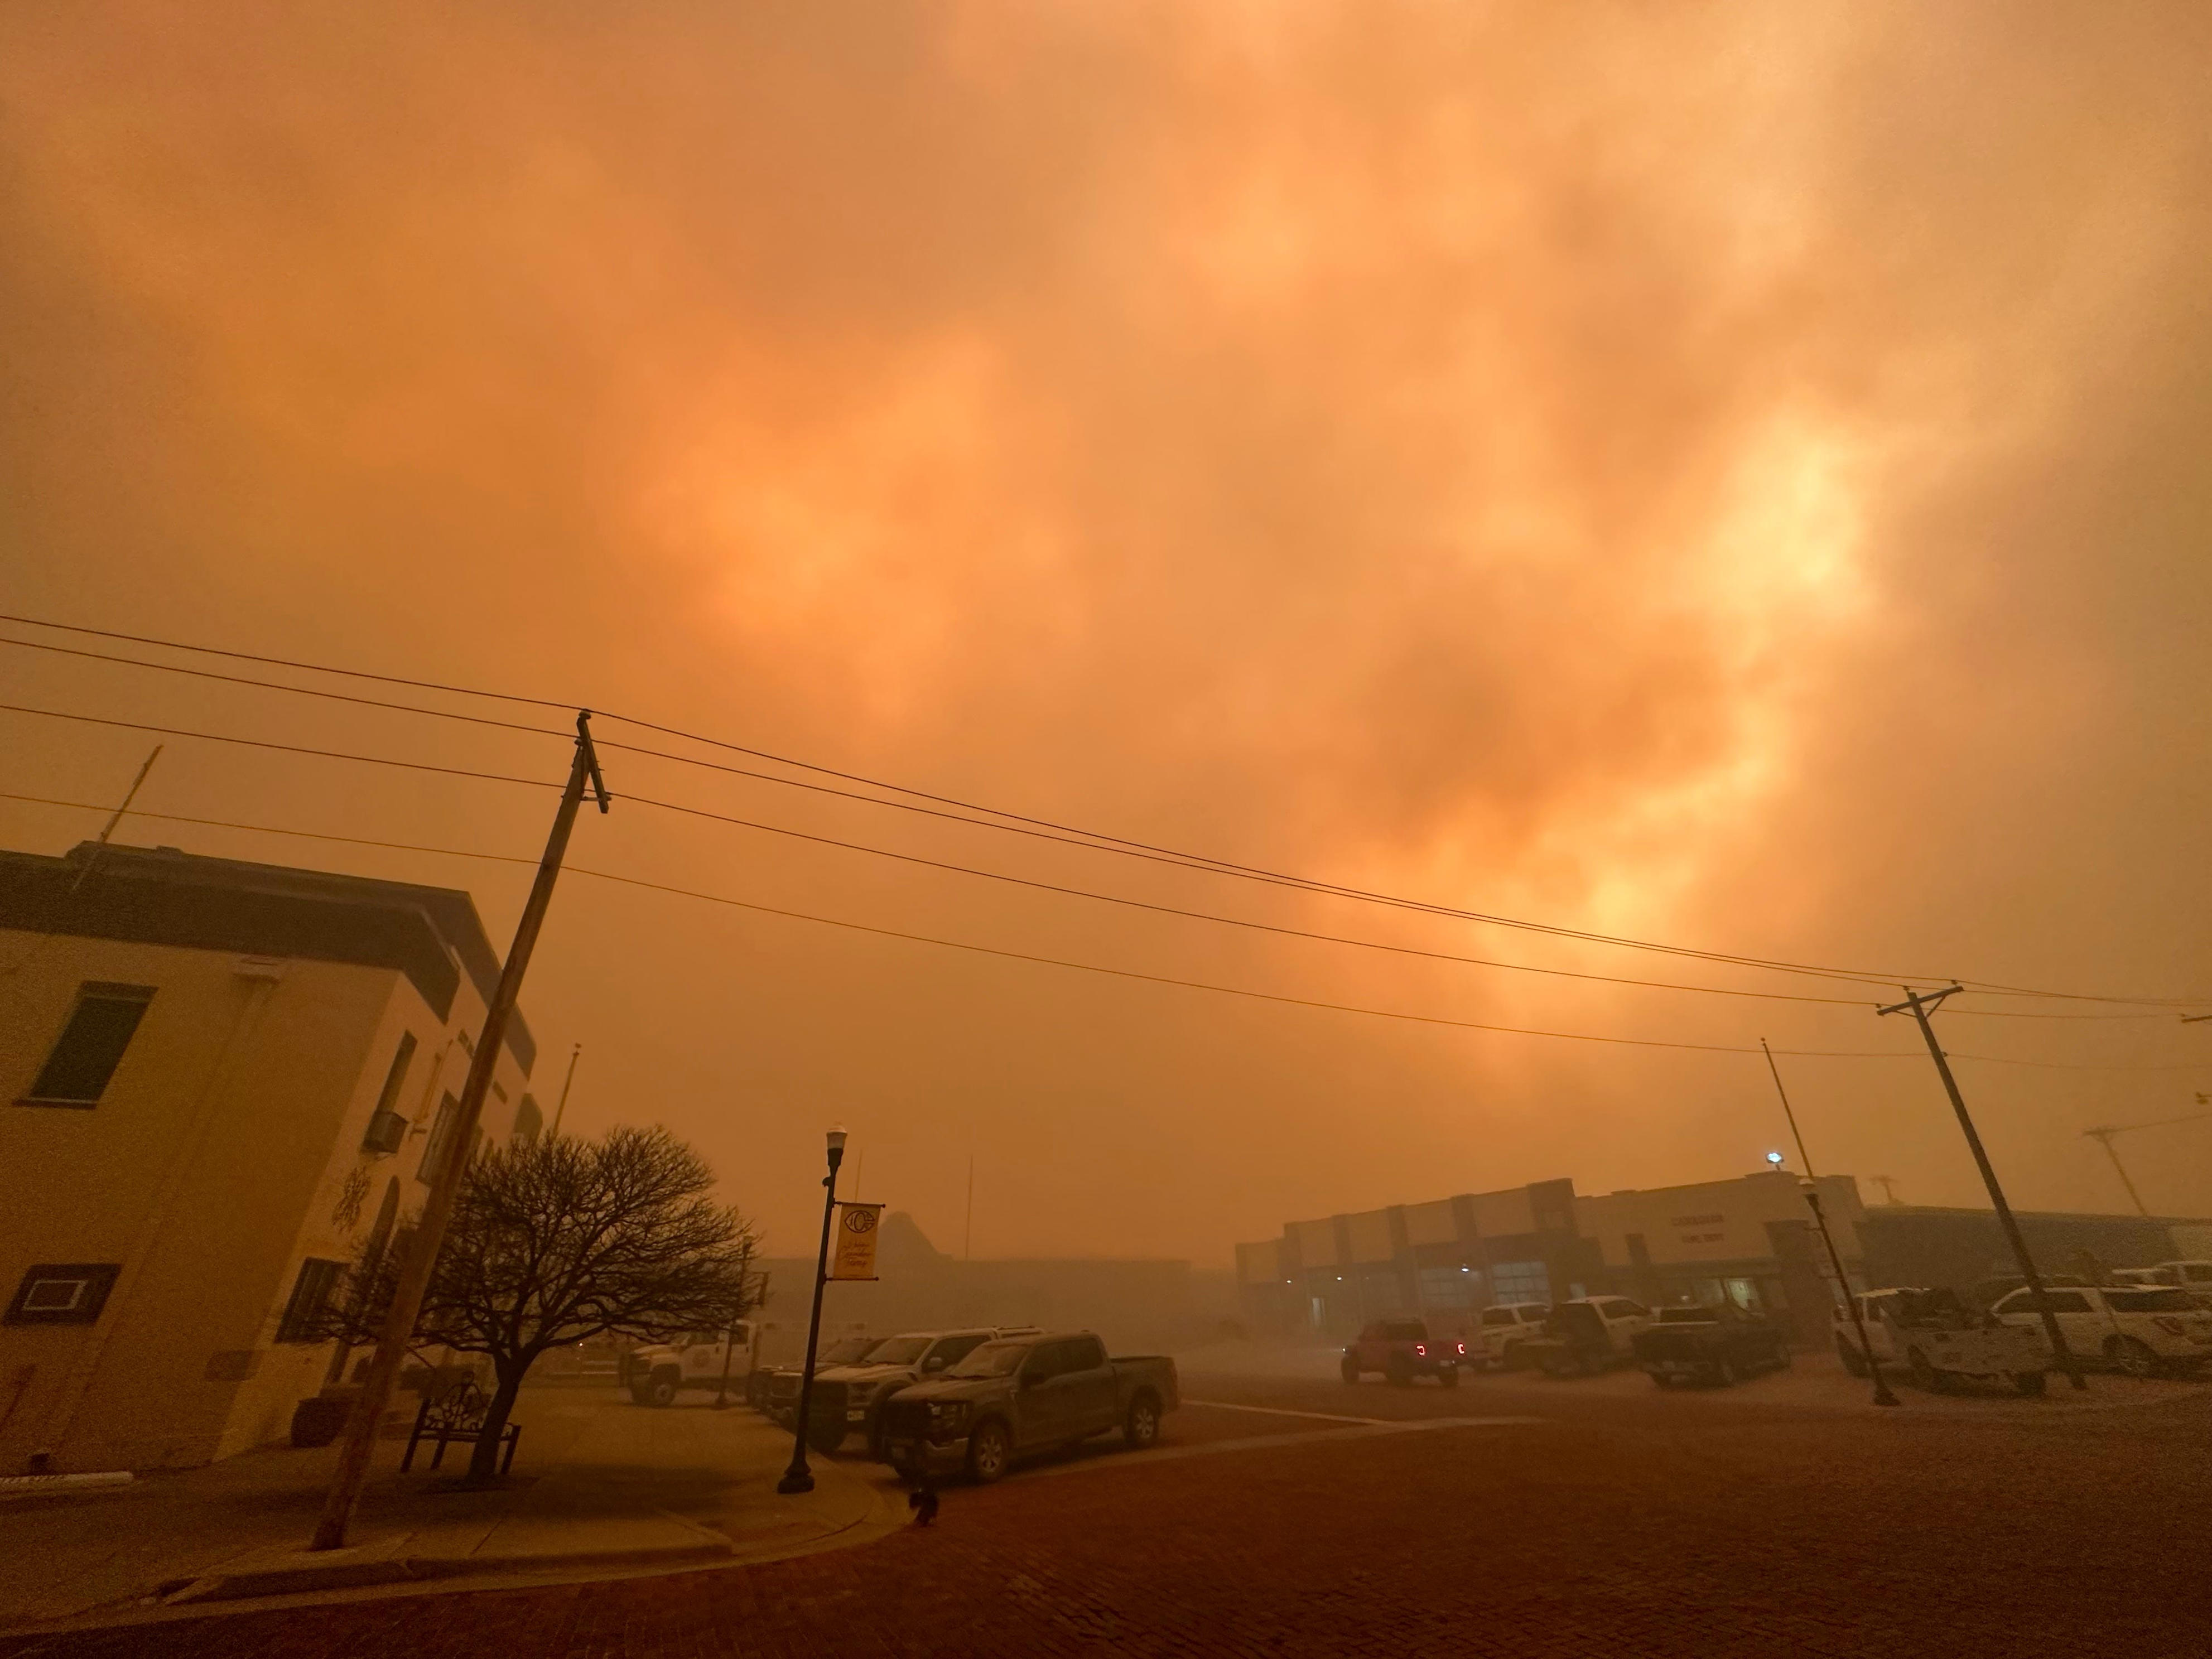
left=8, top=1346, right=2208, bottom=1659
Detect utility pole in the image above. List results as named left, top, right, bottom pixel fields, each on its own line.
left=312, top=711, right=609, bottom=1550
left=1878, top=985, right=2085, bottom=1391
left=963, top=1153, right=975, bottom=1262
left=548, top=1043, right=582, bottom=1139
left=1760, top=1041, right=1897, bottom=1406
left=2080, top=1112, right=2212, bottom=1218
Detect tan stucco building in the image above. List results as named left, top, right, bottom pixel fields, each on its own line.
left=1, top=842, right=541, bottom=1473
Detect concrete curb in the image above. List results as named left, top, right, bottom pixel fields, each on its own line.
left=160, top=1539, right=737, bottom=1605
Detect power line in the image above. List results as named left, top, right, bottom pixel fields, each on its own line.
left=0, top=701, right=562, bottom=794
left=0, top=788, right=1912, bottom=1060
left=5, top=692, right=2206, bottom=1025
left=0, top=633, right=572, bottom=741
left=0, top=616, right=2020, bottom=991
left=6, top=616, right=2208, bottom=1009
left=6, top=790, right=2202, bottom=1072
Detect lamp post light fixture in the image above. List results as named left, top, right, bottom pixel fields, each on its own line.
left=777, top=1125, right=848, bottom=1496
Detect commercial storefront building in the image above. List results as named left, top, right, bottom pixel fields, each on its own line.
left=1235, top=1170, right=1867, bottom=1345
left=1237, top=1169, right=2212, bottom=1348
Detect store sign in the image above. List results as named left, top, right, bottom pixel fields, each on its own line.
left=830, top=1202, right=884, bottom=1281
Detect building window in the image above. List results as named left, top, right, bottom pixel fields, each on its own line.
left=275, top=1258, right=346, bottom=1344
left=22, top=983, right=155, bottom=1106
left=1490, top=1260, right=1551, bottom=1305
left=6, top=1263, right=122, bottom=1325
left=372, top=1033, right=417, bottom=1117
left=512, top=1093, right=543, bottom=1146
left=419, top=1091, right=461, bottom=1183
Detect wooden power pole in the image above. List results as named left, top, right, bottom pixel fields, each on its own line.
left=311, top=711, right=609, bottom=1550
left=1878, top=985, right=2085, bottom=1391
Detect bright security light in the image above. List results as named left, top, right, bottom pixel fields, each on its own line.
left=1766, top=1151, right=1785, bottom=1167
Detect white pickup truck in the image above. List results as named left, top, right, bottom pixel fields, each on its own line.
left=622, top=1321, right=868, bottom=1407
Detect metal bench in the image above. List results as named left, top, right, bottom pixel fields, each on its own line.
left=401, top=1379, right=521, bottom=1474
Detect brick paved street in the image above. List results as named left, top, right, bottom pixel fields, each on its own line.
left=7, top=1361, right=2208, bottom=1658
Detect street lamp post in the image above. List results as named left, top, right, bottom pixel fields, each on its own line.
left=1760, top=1040, right=1899, bottom=1408
left=777, top=1126, right=847, bottom=1496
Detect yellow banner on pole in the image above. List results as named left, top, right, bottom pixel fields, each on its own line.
left=830, top=1202, right=884, bottom=1281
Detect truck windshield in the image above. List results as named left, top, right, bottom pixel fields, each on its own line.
left=946, top=1341, right=1029, bottom=1378
left=865, top=1337, right=933, bottom=1365
left=822, top=1336, right=882, bottom=1364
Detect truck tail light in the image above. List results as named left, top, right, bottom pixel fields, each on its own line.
left=1456, top=1342, right=1466, bottom=1356
left=1414, top=1344, right=1427, bottom=1356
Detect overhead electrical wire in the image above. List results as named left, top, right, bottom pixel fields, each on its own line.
left=8, top=789, right=2202, bottom=1070
left=0, top=789, right=1918, bottom=1060
left=4, top=613, right=2208, bottom=1011
left=0, top=706, right=2186, bottom=1025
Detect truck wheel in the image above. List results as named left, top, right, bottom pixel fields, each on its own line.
left=1124, top=1392, right=1162, bottom=1450
left=2109, top=1336, right=2160, bottom=1379
left=1835, top=1337, right=1869, bottom=1378
left=1715, top=1357, right=1739, bottom=1387
left=1437, top=1364, right=1459, bottom=1390
left=1772, top=1345, right=1794, bottom=1371
left=645, top=1372, right=679, bottom=1408
left=1385, top=1356, right=1413, bottom=1387
left=966, top=1419, right=1011, bottom=1483
left=1651, top=1372, right=1676, bottom=1390
left=2013, top=1370, right=2047, bottom=1396
left=1502, top=1342, right=1529, bottom=1372
left=1340, top=1356, right=1361, bottom=1384
left=807, top=1417, right=847, bottom=1454
left=1906, top=1348, right=1943, bottom=1392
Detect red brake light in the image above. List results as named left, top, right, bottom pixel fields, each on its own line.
left=1414, top=1343, right=1426, bottom=1355
left=1456, top=1342, right=1466, bottom=1355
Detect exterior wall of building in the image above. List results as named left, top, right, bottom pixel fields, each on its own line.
left=0, top=925, right=532, bottom=1472
left=1857, top=1206, right=2212, bottom=1295
left=1237, top=1170, right=1873, bottom=1345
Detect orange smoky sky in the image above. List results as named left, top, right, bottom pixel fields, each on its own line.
left=3, top=3, right=2210, bottom=1263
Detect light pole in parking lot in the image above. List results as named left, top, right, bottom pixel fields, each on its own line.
left=777, top=1125, right=847, bottom=1495
left=1761, top=1041, right=1900, bottom=1407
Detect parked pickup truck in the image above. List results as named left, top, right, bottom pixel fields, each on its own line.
left=1631, top=1304, right=1792, bottom=1388
left=1523, top=1297, right=1653, bottom=1377
left=1839, top=1287, right=2046, bottom=1395
left=1340, top=1319, right=1463, bottom=1387
left=798, top=1328, right=1031, bottom=1454
left=756, top=1334, right=886, bottom=1419
left=878, top=1332, right=1179, bottom=1484
left=624, top=1320, right=863, bottom=1408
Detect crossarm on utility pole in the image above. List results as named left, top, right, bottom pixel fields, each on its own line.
left=311, top=711, right=608, bottom=1550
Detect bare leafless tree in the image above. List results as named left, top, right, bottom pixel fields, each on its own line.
left=320, top=1125, right=760, bottom=1483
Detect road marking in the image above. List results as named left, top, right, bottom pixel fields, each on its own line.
left=1181, top=1400, right=1385, bottom=1425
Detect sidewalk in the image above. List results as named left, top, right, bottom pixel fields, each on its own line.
left=0, top=1388, right=903, bottom=1634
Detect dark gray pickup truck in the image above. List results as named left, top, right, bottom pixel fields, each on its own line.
left=877, top=1332, right=1179, bottom=1483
